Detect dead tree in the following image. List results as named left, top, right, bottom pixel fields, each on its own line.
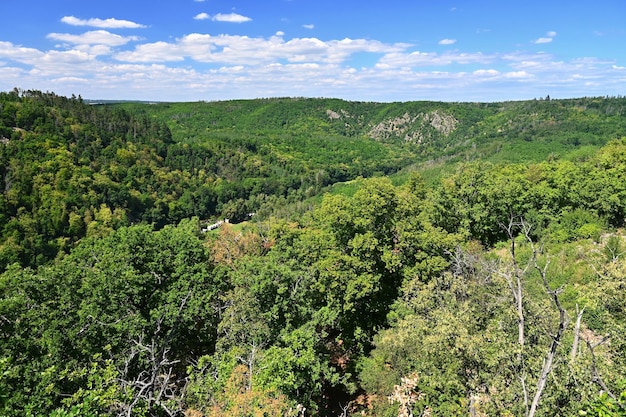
left=500, top=216, right=532, bottom=350
left=570, top=305, right=585, bottom=362
left=498, top=215, right=534, bottom=415
left=114, top=290, right=193, bottom=416
left=117, top=336, right=187, bottom=417
left=584, top=333, right=626, bottom=412
left=520, top=219, right=569, bottom=417
left=498, top=216, right=571, bottom=417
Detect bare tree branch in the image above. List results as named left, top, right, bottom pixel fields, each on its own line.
left=583, top=336, right=624, bottom=409
left=524, top=218, right=569, bottom=417
left=570, top=305, right=585, bottom=362
left=112, top=290, right=195, bottom=416
left=498, top=215, right=532, bottom=353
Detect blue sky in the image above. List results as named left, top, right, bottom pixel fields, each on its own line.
left=0, top=0, right=624, bottom=102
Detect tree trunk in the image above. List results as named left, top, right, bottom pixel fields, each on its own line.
left=570, top=305, right=584, bottom=362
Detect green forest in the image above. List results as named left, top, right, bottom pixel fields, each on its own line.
left=1, top=89, right=626, bottom=416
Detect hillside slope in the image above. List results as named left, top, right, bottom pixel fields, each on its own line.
left=1, top=90, right=625, bottom=272
left=122, top=95, right=626, bottom=163
left=1, top=90, right=626, bottom=416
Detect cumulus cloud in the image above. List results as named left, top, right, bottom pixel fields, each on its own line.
left=115, top=41, right=185, bottom=62
left=534, top=37, right=553, bottom=44
left=473, top=69, right=499, bottom=76
left=114, top=34, right=407, bottom=65
left=47, top=31, right=139, bottom=46
left=438, top=39, right=456, bottom=45
left=0, top=41, right=44, bottom=63
left=505, top=70, right=533, bottom=79
left=194, top=13, right=210, bottom=20
left=533, top=31, right=556, bottom=44
left=212, top=13, right=252, bottom=23
left=52, top=76, right=90, bottom=83
left=303, top=24, right=315, bottom=29
left=1, top=23, right=621, bottom=102
left=61, top=15, right=146, bottom=29
left=376, top=50, right=494, bottom=69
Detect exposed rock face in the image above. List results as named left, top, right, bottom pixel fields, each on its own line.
left=423, top=110, right=458, bottom=135
left=368, top=112, right=416, bottom=141
left=326, top=109, right=342, bottom=120
left=368, top=110, right=458, bottom=142
left=325, top=108, right=458, bottom=143
left=326, top=109, right=353, bottom=120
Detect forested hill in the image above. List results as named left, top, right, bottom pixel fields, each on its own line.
left=121, top=95, right=626, bottom=162
left=1, top=90, right=626, bottom=270
left=2, top=90, right=626, bottom=416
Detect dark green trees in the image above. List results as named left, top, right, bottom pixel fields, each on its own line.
left=2, top=91, right=626, bottom=416
left=0, top=219, right=219, bottom=416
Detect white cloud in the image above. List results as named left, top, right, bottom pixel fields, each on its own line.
left=115, top=34, right=407, bottom=65
left=115, top=41, right=186, bottom=62
left=0, top=65, right=23, bottom=78
left=0, top=41, right=44, bottom=63
left=52, top=76, right=90, bottom=83
left=5, top=54, right=617, bottom=102
left=40, top=49, right=93, bottom=66
left=218, top=65, right=245, bottom=73
left=194, top=13, right=210, bottom=20
left=61, top=15, right=146, bottom=29
left=1, top=26, right=622, bottom=102
left=377, top=50, right=494, bottom=69
left=533, top=31, right=556, bottom=44
left=47, top=30, right=139, bottom=46
left=534, top=37, right=553, bottom=44
left=212, top=13, right=252, bottom=23
left=438, top=39, right=456, bottom=45
left=84, top=44, right=115, bottom=56
left=303, top=24, right=315, bottom=30
left=473, top=69, right=499, bottom=76
left=7, top=48, right=101, bottom=81
left=505, top=70, right=533, bottom=79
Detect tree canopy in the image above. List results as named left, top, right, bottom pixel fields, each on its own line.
left=1, top=90, right=626, bottom=416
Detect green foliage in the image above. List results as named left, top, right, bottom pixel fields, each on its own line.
left=548, top=208, right=607, bottom=242
left=0, top=219, right=219, bottom=416
left=431, top=139, right=626, bottom=245
left=358, top=236, right=626, bottom=416
left=199, top=364, right=297, bottom=417
left=358, top=260, right=512, bottom=416
left=50, top=355, right=122, bottom=417
left=580, top=382, right=626, bottom=417
left=3, top=91, right=626, bottom=270
left=3, top=90, right=626, bottom=416
left=0, top=90, right=181, bottom=270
